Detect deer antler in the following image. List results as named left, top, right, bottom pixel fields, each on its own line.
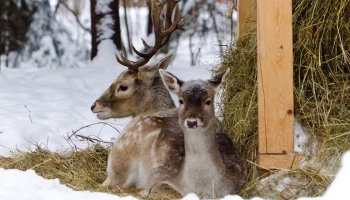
left=115, top=0, right=188, bottom=70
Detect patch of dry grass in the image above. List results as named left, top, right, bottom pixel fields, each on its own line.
left=0, top=145, right=175, bottom=199
left=0, top=145, right=110, bottom=192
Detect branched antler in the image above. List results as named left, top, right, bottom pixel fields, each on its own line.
left=115, top=0, right=188, bottom=70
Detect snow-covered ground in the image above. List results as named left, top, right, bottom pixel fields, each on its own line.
left=0, top=40, right=215, bottom=157
left=0, top=0, right=233, bottom=156
left=1, top=150, right=349, bottom=200
left=0, top=168, right=137, bottom=200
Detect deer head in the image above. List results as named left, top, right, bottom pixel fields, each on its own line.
left=159, top=69, right=230, bottom=131
left=91, top=0, right=188, bottom=120
left=91, top=53, right=175, bottom=119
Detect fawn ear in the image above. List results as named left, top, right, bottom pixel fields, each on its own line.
left=159, top=69, right=183, bottom=95
left=157, top=51, right=174, bottom=70
left=208, top=68, right=230, bottom=93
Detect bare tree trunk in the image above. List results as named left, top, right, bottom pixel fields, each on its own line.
left=110, top=0, right=122, bottom=50
left=146, top=0, right=153, bottom=36
left=228, top=0, right=237, bottom=43
left=90, top=0, right=100, bottom=60
left=59, top=0, right=91, bottom=33
left=91, top=0, right=123, bottom=59
left=5, top=44, right=9, bottom=67
left=0, top=3, right=3, bottom=70
left=208, top=4, right=223, bottom=56
left=123, top=0, right=132, bottom=54
left=4, top=28, right=9, bottom=67
left=189, top=1, right=197, bottom=66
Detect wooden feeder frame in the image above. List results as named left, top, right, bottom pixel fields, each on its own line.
left=237, top=0, right=303, bottom=170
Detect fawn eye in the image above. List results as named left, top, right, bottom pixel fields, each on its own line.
left=205, top=100, right=211, bottom=105
left=179, top=99, right=184, bottom=104
left=119, top=85, right=128, bottom=91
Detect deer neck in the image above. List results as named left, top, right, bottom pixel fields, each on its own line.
left=183, top=122, right=223, bottom=166
left=181, top=120, right=226, bottom=194
left=134, top=77, right=175, bottom=117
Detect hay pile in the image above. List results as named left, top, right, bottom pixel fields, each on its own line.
left=0, top=145, right=109, bottom=192
left=219, top=0, right=350, bottom=199
left=0, top=145, right=170, bottom=199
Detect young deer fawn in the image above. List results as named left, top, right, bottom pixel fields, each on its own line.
left=159, top=69, right=246, bottom=197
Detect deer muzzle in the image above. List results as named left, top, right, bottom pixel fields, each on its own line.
left=91, top=101, right=105, bottom=114
left=184, top=117, right=203, bottom=129
left=91, top=103, right=96, bottom=112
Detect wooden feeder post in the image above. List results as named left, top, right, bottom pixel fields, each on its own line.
left=237, top=0, right=303, bottom=169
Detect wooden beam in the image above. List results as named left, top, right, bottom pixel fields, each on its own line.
left=237, top=0, right=257, bottom=37
left=259, top=154, right=303, bottom=169
left=257, top=0, right=294, bottom=154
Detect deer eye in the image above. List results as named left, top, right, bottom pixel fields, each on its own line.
left=119, top=85, right=128, bottom=91
left=205, top=100, right=211, bottom=105
left=179, top=99, right=184, bottom=104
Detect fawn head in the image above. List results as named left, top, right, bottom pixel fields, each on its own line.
left=91, top=0, right=188, bottom=120
left=160, top=69, right=229, bottom=131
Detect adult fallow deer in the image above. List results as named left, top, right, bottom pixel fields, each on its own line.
left=159, top=69, right=246, bottom=198
left=91, top=0, right=188, bottom=194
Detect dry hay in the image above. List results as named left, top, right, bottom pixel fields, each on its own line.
left=0, top=145, right=111, bottom=193
left=218, top=0, right=350, bottom=199
left=0, top=145, right=176, bottom=199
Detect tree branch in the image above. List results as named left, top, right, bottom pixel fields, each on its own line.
left=59, top=0, right=91, bottom=33
left=68, top=122, right=120, bottom=140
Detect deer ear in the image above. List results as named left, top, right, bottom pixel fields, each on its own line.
left=157, top=51, right=174, bottom=70
left=208, top=68, right=230, bottom=93
left=159, top=69, right=183, bottom=95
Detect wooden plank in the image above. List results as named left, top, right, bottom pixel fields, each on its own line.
left=237, top=0, right=257, bottom=37
left=257, top=0, right=294, bottom=154
left=259, top=154, right=303, bottom=169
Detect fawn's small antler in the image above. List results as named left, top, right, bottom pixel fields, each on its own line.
left=115, top=0, right=188, bottom=70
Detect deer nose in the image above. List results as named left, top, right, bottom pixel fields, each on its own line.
left=186, top=120, right=198, bottom=128
left=91, top=103, right=96, bottom=112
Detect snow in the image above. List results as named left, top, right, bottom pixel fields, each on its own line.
left=0, top=168, right=137, bottom=200
left=318, top=151, right=350, bottom=199
left=96, top=0, right=115, bottom=41
left=294, top=120, right=309, bottom=153
left=2, top=0, right=91, bottom=69
left=1, top=0, right=227, bottom=154
left=275, top=177, right=292, bottom=192
left=0, top=39, right=213, bottom=157
left=1, top=151, right=349, bottom=199
left=181, top=0, right=196, bottom=15
left=298, top=151, right=350, bottom=200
